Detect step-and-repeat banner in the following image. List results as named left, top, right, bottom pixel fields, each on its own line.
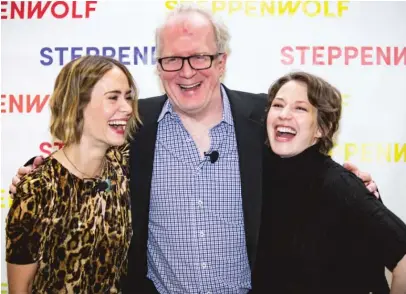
left=1, top=0, right=405, bottom=290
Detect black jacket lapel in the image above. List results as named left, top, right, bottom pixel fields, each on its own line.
left=126, top=95, right=167, bottom=291
left=225, top=86, right=267, bottom=270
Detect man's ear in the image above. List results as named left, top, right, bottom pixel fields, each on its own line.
left=219, top=53, right=228, bottom=73
left=156, top=64, right=162, bottom=75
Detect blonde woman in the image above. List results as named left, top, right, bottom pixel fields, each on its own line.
left=6, top=55, right=140, bottom=293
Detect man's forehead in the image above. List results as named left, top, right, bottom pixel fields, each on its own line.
left=164, top=12, right=211, bottom=35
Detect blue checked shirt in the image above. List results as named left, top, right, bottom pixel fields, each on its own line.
left=147, top=87, right=251, bottom=294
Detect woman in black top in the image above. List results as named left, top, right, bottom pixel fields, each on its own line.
left=252, top=72, right=406, bottom=293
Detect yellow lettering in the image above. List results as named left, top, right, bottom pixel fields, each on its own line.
left=229, top=1, right=242, bottom=15
left=165, top=1, right=178, bottom=10
left=1, top=189, right=13, bottom=209
left=165, top=0, right=349, bottom=17
left=279, top=1, right=300, bottom=15
left=361, top=144, right=373, bottom=163
left=303, top=1, right=321, bottom=17
left=196, top=1, right=209, bottom=8
left=342, top=94, right=350, bottom=107
left=212, top=1, right=226, bottom=13
left=377, top=144, right=391, bottom=162
left=245, top=1, right=257, bottom=16
left=260, top=1, right=275, bottom=16
left=344, top=143, right=358, bottom=161
left=332, top=143, right=404, bottom=163
left=394, top=143, right=406, bottom=162
left=337, top=1, right=349, bottom=17
left=323, top=1, right=335, bottom=17
left=329, top=143, right=341, bottom=157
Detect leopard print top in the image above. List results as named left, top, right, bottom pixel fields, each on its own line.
left=6, top=145, right=132, bottom=293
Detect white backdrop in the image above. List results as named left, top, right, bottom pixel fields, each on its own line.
left=1, top=0, right=406, bottom=290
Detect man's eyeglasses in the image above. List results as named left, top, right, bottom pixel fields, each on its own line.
left=157, top=53, right=224, bottom=72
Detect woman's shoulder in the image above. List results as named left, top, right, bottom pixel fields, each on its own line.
left=320, top=157, right=374, bottom=205
left=17, top=156, right=59, bottom=190
left=16, top=155, right=69, bottom=203
left=321, top=158, right=364, bottom=188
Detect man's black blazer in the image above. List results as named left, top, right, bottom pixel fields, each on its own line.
left=123, top=85, right=267, bottom=293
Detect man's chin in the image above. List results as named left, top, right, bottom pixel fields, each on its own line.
left=176, top=88, right=203, bottom=100
left=172, top=93, right=206, bottom=109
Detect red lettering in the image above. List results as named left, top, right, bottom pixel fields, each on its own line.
left=27, top=1, right=51, bottom=19
left=1, top=1, right=7, bottom=19
left=40, top=141, right=64, bottom=156
left=4, top=1, right=96, bottom=19
left=394, top=47, right=406, bottom=65
left=39, top=142, right=52, bottom=156
left=361, top=46, right=373, bottom=65
left=1, top=94, right=6, bottom=113
left=312, top=46, right=325, bottom=65
left=51, top=1, right=69, bottom=19
left=377, top=47, right=390, bottom=65
left=1, top=94, right=50, bottom=113
left=327, top=46, right=341, bottom=65
left=296, top=46, right=310, bottom=65
left=344, top=46, right=358, bottom=65
left=27, top=94, right=50, bottom=113
left=86, top=1, right=97, bottom=18
left=71, top=1, right=82, bottom=18
left=280, top=46, right=294, bottom=65
left=10, top=1, right=23, bottom=19
left=54, top=142, right=65, bottom=149
left=9, top=94, right=23, bottom=113
left=280, top=46, right=405, bottom=66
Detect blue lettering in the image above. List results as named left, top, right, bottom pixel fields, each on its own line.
left=151, top=46, right=157, bottom=65
left=71, top=47, right=83, bottom=60
left=119, top=47, right=131, bottom=65
left=55, top=47, right=69, bottom=65
left=102, top=47, right=116, bottom=58
left=134, top=46, right=148, bottom=65
left=39, top=46, right=156, bottom=66
left=86, top=47, right=100, bottom=56
left=40, top=47, right=53, bottom=66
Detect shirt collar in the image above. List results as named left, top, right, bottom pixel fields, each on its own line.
left=157, top=85, right=234, bottom=126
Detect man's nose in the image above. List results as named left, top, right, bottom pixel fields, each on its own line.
left=179, top=59, right=196, bottom=78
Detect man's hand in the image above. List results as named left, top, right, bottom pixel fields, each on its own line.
left=343, top=162, right=380, bottom=199
left=9, top=156, right=44, bottom=195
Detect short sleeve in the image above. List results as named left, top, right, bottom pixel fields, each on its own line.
left=324, top=170, right=406, bottom=271
left=6, top=176, right=44, bottom=264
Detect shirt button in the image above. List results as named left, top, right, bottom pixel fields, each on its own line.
left=201, top=262, right=207, bottom=269
left=199, top=230, right=205, bottom=237
left=197, top=200, right=203, bottom=208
